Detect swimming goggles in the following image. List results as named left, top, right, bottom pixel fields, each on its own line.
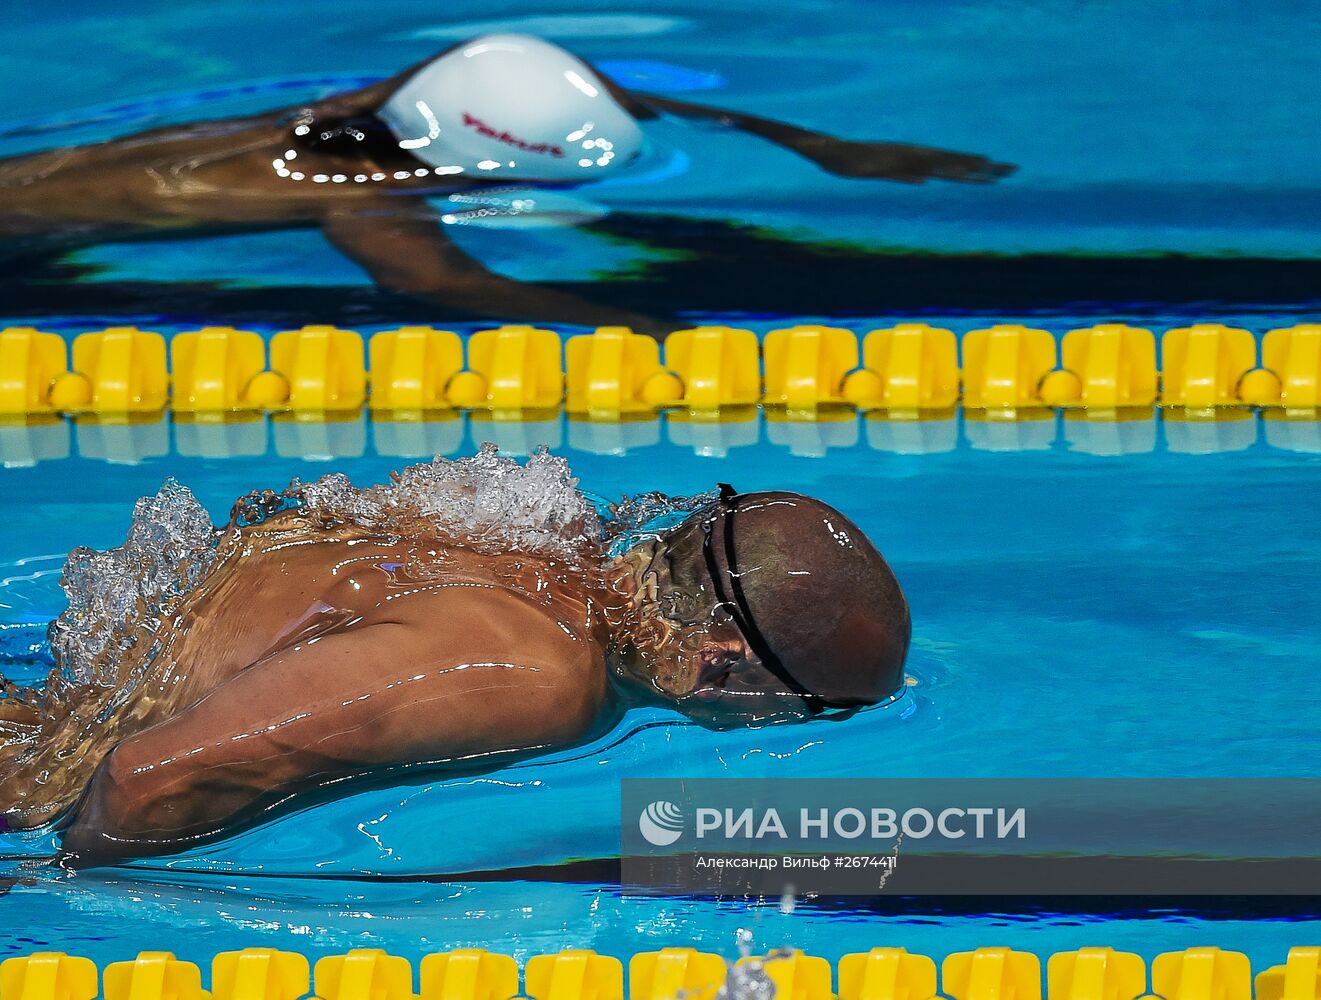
left=701, top=483, right=860, bottom=719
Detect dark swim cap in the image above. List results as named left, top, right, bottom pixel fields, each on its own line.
left=702, top=486, right=910, bottom=712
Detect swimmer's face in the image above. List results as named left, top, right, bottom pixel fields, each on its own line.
left=610, top=512, right=815, bottom=726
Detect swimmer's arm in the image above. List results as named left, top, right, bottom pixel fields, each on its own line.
left=320, top=205, right=671, bottom=333
left=604, top=82, right=1015, bottom=184
left=59, top=620, right=600, bottom=864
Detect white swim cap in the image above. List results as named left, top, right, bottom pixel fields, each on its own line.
left=378, top=34, right=644, bottom=183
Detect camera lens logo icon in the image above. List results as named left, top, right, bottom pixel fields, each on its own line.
left=639, top=800, right=684, bottom=846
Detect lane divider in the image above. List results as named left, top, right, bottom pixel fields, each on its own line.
left=2, top=946, right=1318, bottom=1000
left=1, top=322, right=1319, bottom=420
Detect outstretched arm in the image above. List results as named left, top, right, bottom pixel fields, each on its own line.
left=322, top=202, right=670, bottom=333
left=603, top=79, right=1014, bottom=184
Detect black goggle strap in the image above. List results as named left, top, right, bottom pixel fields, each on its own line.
left=703, top=483, right=837, bottom=716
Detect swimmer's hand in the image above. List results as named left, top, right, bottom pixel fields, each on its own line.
left=795, top=138, right=1017, bottom=184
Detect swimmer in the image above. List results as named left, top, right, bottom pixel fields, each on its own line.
left=0, top=34, right=1013, bottom=331
left=0, top=460, right=909, bottom=865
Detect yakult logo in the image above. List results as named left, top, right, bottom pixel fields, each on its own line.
left=461, top=113, right=564, bottom=157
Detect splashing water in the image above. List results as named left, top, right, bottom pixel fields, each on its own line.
left=711, top=928, right=795, bottom=1000
left=717, top=957, right=784, bottom=1000
left=290, top=443, right=604, bottom=564
left=48, top=479, right=220, bottom=688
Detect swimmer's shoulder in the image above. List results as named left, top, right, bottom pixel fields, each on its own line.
left=380, top=580, right=607, bottom=704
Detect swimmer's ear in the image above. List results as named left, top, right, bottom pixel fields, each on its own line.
left=696, top=637, right=751, bottom=682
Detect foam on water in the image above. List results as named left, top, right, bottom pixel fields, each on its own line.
left=292, top=443, right=604, bottom=563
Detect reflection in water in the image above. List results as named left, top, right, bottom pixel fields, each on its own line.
left=1063, top=410, right=1158, bottom=456
left=174, top=414, right=268, bottom=460
left=74, top=416, right=169, bottom=465
left=764, top=412, right=858, bottom=458
left=964, top=412, right=1057, bottom=453
left=0, top=418, right=69, bottom=468
left=272, top=411, right=368, bottom=461
left=1163, top=410, right=1259, bottom=454
left=567, top=417, right=661, bottom=457
left=0, top=407, right=1307, bottom=466
left=666, top=408, right=760, bottom=458
left=372, top=413, right=466, bottom=459
left=468, top=414, right=563, bottom=455
left=865, top=413, right=958, bottom=455
left=1264, top=414, right=1321, bottom=454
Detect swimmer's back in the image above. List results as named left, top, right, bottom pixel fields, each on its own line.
left=167, top=510, right=605, bottom=709
left=61, top=553, right=612, bottom=863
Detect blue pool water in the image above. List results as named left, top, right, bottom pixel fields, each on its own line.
left=3, top=0, right=1321, bottom=975
left=3, top=395, right=1321, bottom=963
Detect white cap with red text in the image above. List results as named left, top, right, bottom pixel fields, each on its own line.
left=378, top=34, right=644, bottom=182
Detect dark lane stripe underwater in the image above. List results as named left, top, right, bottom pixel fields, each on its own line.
left=5, top=215, right=1321, bottom=327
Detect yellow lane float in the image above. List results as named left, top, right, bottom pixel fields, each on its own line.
left=71, top=327, right=168, bottom=413
left=102, top=953, right=207, bottom=1000
left=850, top=324, right=959, bottom=412
left=629, top=949, right=725, bottom=1000
left=313, top=949, right=413, bottom=1000
left=1047, top=948, right=1145, bottom=1000
left=170, top=327, right=266, bottom=413
left=736, top=952, right=832, bottom=1000
left=565, top=327, right=675, bottom=416
left=1256, top=947, right=1321, bottom=1000
left=368, top=326, right=464, bottom=411
left=1151, top=947, right=1251, bottom=1000
left=960, top=325, right=1057, bottom=410
left=2, top=320, right=1319, bottom=421
left=761, top=324, right=858, bottom=411
left=0, top=946, right=1315, bottom=1000
left=838, top=948, right=938, bottom=1000
left=1255, top=324, right=1321, bottom=409
left=943, top=948, right=1041, bottom=1000
left=1159, top=324, right=1255, bottom=409
left=1057, top=324, right=1158, bottom=409
left=525, top=950, right=623, bottom=1000
left=420, top=950, right=518, bottom=1000
left=0, top=953, right=98, bottom=1000
left=210, top=950, right=308, bottom=1000
left=268, top=325, right=366, bottom=411
left=455, top=325, right=563, bottom=412
left=662, top=326, right=761, bottom=411
left=0, top=328, right=68, bottom=415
